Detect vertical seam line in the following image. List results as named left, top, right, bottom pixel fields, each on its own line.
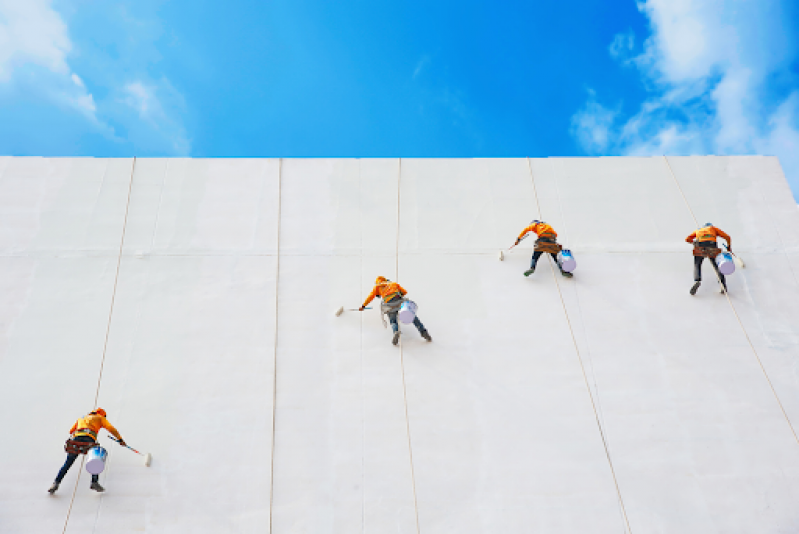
left=663, top=155, right=799, bottom=446
left=396, top=158, right=422, bottom=534
left=269, top=158, right=283, bottom=533
left=528, top=157, right=633, bottom=534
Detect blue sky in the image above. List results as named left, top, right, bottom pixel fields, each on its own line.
left=1, top=0, right=798, bottom=197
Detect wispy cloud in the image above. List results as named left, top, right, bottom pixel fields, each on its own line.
left=0, top=0, right=97, bottom=120
left=0, top=0, right=190, bottom=155
left=120, top=79, right=190, bottom=155
left=571, top=0, right=799, bottom=193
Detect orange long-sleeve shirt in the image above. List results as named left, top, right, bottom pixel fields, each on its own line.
left=70, top=414, right=122, bottom=441
left=362, top=281, right=407, bottom=307
left=686, top=226, right=731, bottom=247
left=518, top=222, right=557, bottom=241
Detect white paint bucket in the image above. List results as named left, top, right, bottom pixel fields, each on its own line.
left=86, top=446, right=108, bottom=475
left=398, top=300, right=418, bottom=324
left=558, top=249, right=577, bottom=272
left=715, top=252, right=735, bottom=275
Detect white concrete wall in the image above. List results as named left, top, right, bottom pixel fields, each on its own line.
left=1, top=156, right=798, bottom=533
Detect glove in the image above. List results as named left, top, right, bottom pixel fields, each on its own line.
left=118, top=439, right=127, bottom=447
left=359, top=306, right=365, bottom=311
left=515, top=239, right=521, bottom=245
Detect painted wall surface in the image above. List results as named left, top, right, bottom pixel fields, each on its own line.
left=1, top=156, right=798, bottom=533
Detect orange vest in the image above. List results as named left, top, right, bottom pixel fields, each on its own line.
left=695, top=226, right=718, bottom=242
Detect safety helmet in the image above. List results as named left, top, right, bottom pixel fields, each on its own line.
left=530, top=219, right=544, bottom=225
left=92, top=408, right=107, bottom=417
left=375, top=276, right=387, bottom=285
left=703, top=223, right=713, bottom=228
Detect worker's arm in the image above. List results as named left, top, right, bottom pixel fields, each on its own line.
left=361, top=287, right=379, bottom=309
left=716, top=229, right=732, bottom=250
left=69, top=421, right=77, bottom=435
left=397, top=285, right=408, bottom=296
left=516, top=225, right=533, bottom=243
left=685, top=231, right=697, bottom=244
left=101, top=418, right=124, bottom=444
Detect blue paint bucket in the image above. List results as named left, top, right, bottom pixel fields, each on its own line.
left=86, top=446, right=108, bottom=475
left=715, top=252, right=735, bottom=275
left=558, top=249, right=577, bottom=272
left=398, top=300, right=418, bottom=324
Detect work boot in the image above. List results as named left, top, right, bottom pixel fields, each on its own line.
left=560, top=270, right=573, bottom=278
left=392, top=331, right=401, bottom=346
left=421, top=330, right=432, bottom=342
left=523, top=267, right=535, bottom=277
left=690, top=281, right=701, bottom=295
left=719, top=283, right=728, bottom=294
left=90, top=482, right=105, bottom=492
left=48, top=482, right=59, bottom=494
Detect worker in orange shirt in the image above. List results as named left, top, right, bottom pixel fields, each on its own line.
left=360, top=276, right=432, bottom=345
left=515, top=220, right=572, bottom=278
left=49, top=408, right=125, bottom=494
left=686, top=223, right=731, bottom=295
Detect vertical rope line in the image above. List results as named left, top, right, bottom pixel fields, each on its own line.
left=358, top=160, right=365, bottom=533
left=269, top=158, right=283, bottom=533
left=93, top=157, right=136, bottom=405
left=63, top=157, right=136, bottom=534
left=59, top=456, right=86, bottom=534
left=527, top=158, right=633, bottom=534
left=548, top=159, right=608, bottom=432
left=395, top=158, right=421, bottom=534
left=663, top=156, right=799, bottom=446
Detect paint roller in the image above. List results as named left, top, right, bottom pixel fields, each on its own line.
left=334, top=306, right=371, bottom=317
left=108, top=436, right=152, bottom=467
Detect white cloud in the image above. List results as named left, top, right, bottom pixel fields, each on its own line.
left=571, top=0, right=799, bottom=193
left=0, top=0, right=97, bottom=120
left=609, top=30, right=635, bottom=60
left=571, top=92, right=618, bottom=153
left=0, top=0, right=70, bottom=80
left=0, top=0, right=191, bottom=155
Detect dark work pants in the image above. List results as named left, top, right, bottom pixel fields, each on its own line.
left=387, top=312, right=427, bottom=334
left=531, top=251, right=559, bottom=270
left=55, top=435, right=98, bottom=483
left=694, top=242, right=726, bottom=287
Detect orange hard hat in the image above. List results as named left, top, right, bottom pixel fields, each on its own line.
left=375, top=276, right=387, bottom=284
left=93, top=408, right=107, bottom=417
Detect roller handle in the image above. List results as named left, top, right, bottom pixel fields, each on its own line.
left=108, top=436, right=143, bottom=456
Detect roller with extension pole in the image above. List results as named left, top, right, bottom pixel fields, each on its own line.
left=107, top=436, right=152, bottom=467
left=335, top=306, right=371, bottom=317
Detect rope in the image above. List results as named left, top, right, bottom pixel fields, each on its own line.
left=268, top=158, right=283, bottom=533
left=358, top=160, right=366, bottom=532
left=395, top=158, right=422, bottom=534
left=527, top=158, right=633, bottom=534
left=663, top=156, right=799, bottom=446
left=63, top=157, right=136, bottom=533
left=93, top=157, right=136, bottom=405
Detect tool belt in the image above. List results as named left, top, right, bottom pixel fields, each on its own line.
left=65, top=439, right=97, bottom=455
left=693, top=245, right=721, bottom=258
left=534, top=238, right=562, bottom=254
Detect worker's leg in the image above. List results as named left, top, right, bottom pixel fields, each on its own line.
left=530, top=251, right=543, bottom=269
left=525, top=251, right=544, bottom=276
left=690, top=255, right=704, bottom=295
left=54, top=435, right=95, bottom=484
left=694, top=255, right=704, bottom=281
left=55, top=452, right=79, bottom=484
left=412, top=316, right=432, bottom=341
left=387, top=311, right=401, bottom=345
